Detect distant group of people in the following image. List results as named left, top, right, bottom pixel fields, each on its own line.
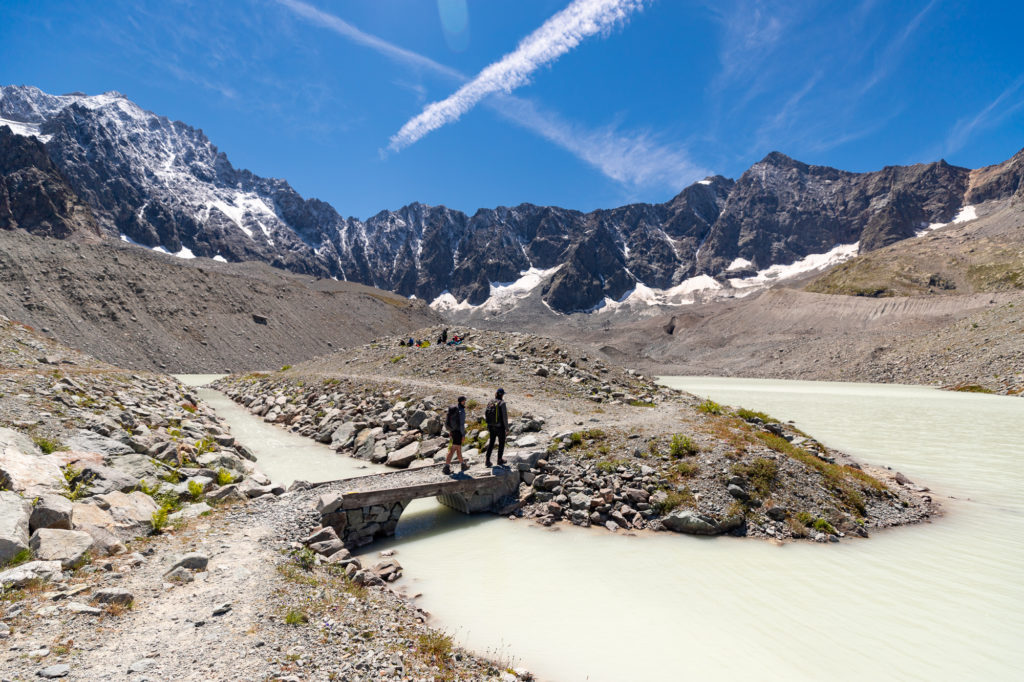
left=442, top=388, right=508, bottom=476
left=397, top=328, right=467, bottom=348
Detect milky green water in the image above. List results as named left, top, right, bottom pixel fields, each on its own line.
left=179, top=375, right=1024, bottom=681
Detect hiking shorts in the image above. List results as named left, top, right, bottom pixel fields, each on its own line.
left=450, top=431, right=464, bottom=446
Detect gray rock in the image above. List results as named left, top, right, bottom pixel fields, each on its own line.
left=309, top=538, right=346, bottom=557
left=37, top=664, right=71, bottom=678
left=766, top=506, right=788, bottom=521
left=77, top=524, right=125, bottom=557
left=331, top=422, right=357, bottom=449
left=166, top=552, right=209, bottom=573
left=76, top=463, right=139, bottom=495
left=727, top=484, right=749, bottom=501
left=164, top=566, right=194, bottom=583
left=168, top=502, right=211, bottom=522
left=663, top=510, right=724, bottom=536
left=0, top=490, right=32, bottom=564
left=65, top=601, right=102, bottom=615
left=385, top=442, right=419, bottom=469
left=29, top=528, right=94, bottom=569
left=514, top=435, right=539, bottom=448
left=30, top=494, right=73, bottom=532
left=92, top=587, right=133, bottom=605
left=0, top=560, right=63, bottom=587
left=105, top=453, right=160, bottom=481
left=303, top=526, right=338, bottom=545
left=128, top=659, right=156, bottom=674
left=64, top=430, right=134, bottom=456
left=212, top=602, right=232, bottom=616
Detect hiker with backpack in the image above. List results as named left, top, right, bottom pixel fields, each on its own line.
left=442, top=396, right=469, bottom=475
left=484, top=388, right=509, bottom=467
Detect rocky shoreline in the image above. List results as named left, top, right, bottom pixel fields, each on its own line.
left=213, top=327, right=938, bottom=547
left=0, top=316, right=531, bottom=681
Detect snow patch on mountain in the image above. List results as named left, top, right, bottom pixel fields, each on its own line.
left=0, top=118, right=50, bottom=143
left=916, top=204, right=978, bottom=236
left=729, top=242, right=859, bottom=290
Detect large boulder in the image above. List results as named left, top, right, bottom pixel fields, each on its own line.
left=29, top=528, right=94, bottom=569
left=75, top=463, right=139, bottom=495
left=0, top=427, right=37, bottom=456
left=385, top=442, right=420, bottom=469
left=63, top=430, right=134, bottom=456
left=331, top=422, right=357, bottom=450
left=0, top=445, right=65, bottom=495
left=663, top=510, right=723, bottom=536
left=0, top=491, right=31, bottom=564
left=0, top=560, right=63, bottom=587
left=71, top=502, right=117, bottom=531
left=94, top=491, right=159, bottom=528
left=30, top=494, right=73, bottom=532
left=105, top=453, right=160, bottom=482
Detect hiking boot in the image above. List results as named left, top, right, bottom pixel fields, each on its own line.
left=442, top=464, right=452, bottom=475
left=460, top=462, right=470, bottom=472
left=497, top=458, right=506, bottom=467
left=485, top=459, right=492, bottom=467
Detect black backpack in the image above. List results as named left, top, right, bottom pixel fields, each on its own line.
left=484, top=399, right=498, bottom=427
left=445, top=405, right=459, bottom=431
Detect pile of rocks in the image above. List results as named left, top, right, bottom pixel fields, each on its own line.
left=216, top=374, right=550, bottom=471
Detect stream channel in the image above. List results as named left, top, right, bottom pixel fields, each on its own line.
left=178, top=375, right=1024, bottom=681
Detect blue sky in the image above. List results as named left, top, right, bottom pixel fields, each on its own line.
left=2, top=0, right=1022, bottom=219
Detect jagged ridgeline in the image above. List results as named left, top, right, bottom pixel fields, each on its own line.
left=1, top=85, right=1020, bottom=313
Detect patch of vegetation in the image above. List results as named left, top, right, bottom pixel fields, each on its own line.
left=950, top=384, right=995, bottom=394
left=389, top=354, right=406, bottom=364
left=755, top=432, right=883, bottom=514
left=697, top=398, right=723, bottom=415
left=465, top=398, right=479, bottom=410
left=180, top=402, right=197, bottom=414
left=652, top=487, right=695, bottom=514
left=279, top=365, right=292, bottom=372
left=812, top=517, right=837, bottom=534
left=193, top=437, right=217, bottom=456
left=32, top=435, right=63, bottom=454
left=2, top=547, right=32, bottom=568
left=284, top=609, right=308, bottom=625
left=795, top=511, right=815, bottom=526
left=734, top=408, right=779, bottom=424
left=187, top=480, right=204, bottom=501
left=216, top=468, right=234, bottom=486
left=151, top=507, right=169, bottom=532
left=669, top=461, right=699, bottom=479
left=291, top=547, right=317, bottom=572
left=160, top=468, right=181, bottom=484
left=415, top=631, right=455, bottom=679
left=628, top=399, right=656, bottom=407
left=731, top=457, right=778, bottom=497
left=669, top=434, right=700, bottom=457
left=595, top=458, right=627, bottom=474
left=60, top=465, right=91, bottom=501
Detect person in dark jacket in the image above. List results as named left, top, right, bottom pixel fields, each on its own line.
left=442, top=396, right=468, bottom=475
left=484, top=388, right=509, bottom=467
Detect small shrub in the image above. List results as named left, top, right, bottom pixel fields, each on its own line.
left=187, top=480, right=204, bottom=501
left=193, top=437, right=216, bottom=456
left=416, top=631, right=454, bottom=673
left=279, top=365, right=292, bottom=372
left=32, top=436, right=63, bottom=454
left=292, top=547, right=317, bottom=571
left=735, top=408, right=778, bottom=423
left=138, top=478, right=160, bottom=496
left=628, top=400, right=656, bottom=407
left=389, top=354, right=405, bottom=364
left=812, top=518, right=836, bottom=534
left=732, top=457, right=778, bottom=497
left=596, top=458, right=627, bottom=474
left=669, top=434, right=699, bottom=457
left=951, top=384, right=994, bottom=394
left=2, top=547, right=32, bottom=568
left=698, top=398, right=723, bottom=415
left=161, top=468, right=181, bottom=484
left=151, top=507, right=169, bottom=532
left=795, top=511, right=815, bottom=526
left=60, top=465, right=91, bottom=501
left=652, top=487, right=695, bottom=514
left=568, top=432, right=584, bottom=448
left=180, top=402, right=197, bottom=414
left=670, top=461, right=699, bottom=478
left=216, top=468, right=233, bottom=486
left=284, top=609, right=308, bottom=625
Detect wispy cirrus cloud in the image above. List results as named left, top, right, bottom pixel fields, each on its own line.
left=943, top=76, right=1024, bottom=156
left=387, top=0, right=649, bottom=152
left=277, top=0, right=703, bottom=189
